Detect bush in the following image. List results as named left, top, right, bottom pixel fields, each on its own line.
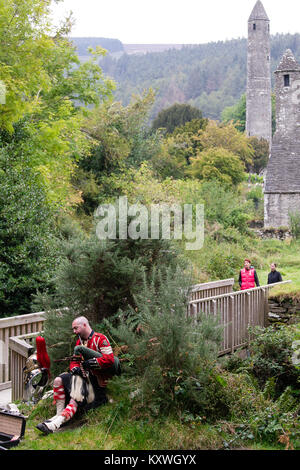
left=246, top=185, right=264, bottom=213
left=205, top=243, right=244, bottom=280
left=289, top=210, right=300, bottom=239
left=0, top=161, right=59, bottom=316
left=248, top=393, right=300, bottom=448
left=38, top=225, right=184, bottom=375
left=218, top=370, right=271, bottom=421
left=188, top=147, right=245, bottom=187
left=246, top=325, right=300, bottom=398
left=221, top=342, right=300, bottom=449
left=197, top=180, right=251, bottom=234
left=104, top=266, right=236, bottom=421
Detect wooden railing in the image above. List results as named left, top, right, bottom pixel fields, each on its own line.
left=190, top=278, right=234, bottom=301
left=0, top=311, right=45, bottom=386
left=0, top=279, right=292, bottom=401
left=188, top=281, right=291, bottom=355
left=9, top=333, right=40, bottom=402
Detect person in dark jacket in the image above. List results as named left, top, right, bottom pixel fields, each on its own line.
left=267, top=263, right=282, bottom=284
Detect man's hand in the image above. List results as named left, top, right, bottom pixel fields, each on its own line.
left=82, top=358, right=100, bottom=370
left=71, top=366, right=84, bottom=377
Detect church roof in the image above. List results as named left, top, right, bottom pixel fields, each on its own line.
left=276, top=49, right=300, bottom=72
left=265, top=142, right=300, bottom=193
left=248, top=1, right=269, bottom=21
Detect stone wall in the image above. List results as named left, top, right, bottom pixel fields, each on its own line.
left=268, top=298, right=300, bottom=325
left=264, top=50, right=300, bottom=228
left=253, top=226, right=291, bottom=240
left=264, top=192, right=300, bottom=228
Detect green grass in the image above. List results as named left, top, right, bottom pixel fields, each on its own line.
left=185, top=232, right=300, bottom=299
left=12, top=395, right=293, bottom=451
left=254, top=239, right=300, bottom=298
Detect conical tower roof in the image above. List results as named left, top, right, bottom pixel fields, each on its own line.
left=276, top=49, right=300, bottom=72
left=248, top=0, right=269, bottom=21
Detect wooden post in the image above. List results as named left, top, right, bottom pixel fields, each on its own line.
left=229, top=296, right=235, bottom=353
left=263, top=287, right=269, bottom=327
left=9, top=334, right=37, bottom=402
left=0, top=312, right=45, bottom=384
left=246, top=292, right=251, bottom=343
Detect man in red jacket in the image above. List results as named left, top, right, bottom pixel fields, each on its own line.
left=239, top=259, right=260, bottom=290
left=37, top=316, right=118, bottom=435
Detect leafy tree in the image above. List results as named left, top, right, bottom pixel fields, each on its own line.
left=150, top=117, right=208, bottom=179
left=0, top=150, right=59, bottom=316
left=197, top=120, right=253, bottom=168
left=76, top=91, right=162, bottom=214
left=196, top=180, right=251, bottom=233
left=172, top=117, right=208, bottom=138
left=188, top=148, right=245, bottom=187
left=149, top=135, right=188, bottom=180
left=247, top=136, right=270, bottom=173
left=0, top=0, right=115, bottom=206
left=80, top=90, right=157, bottom=173
left=171, top=117, right=208, bottom=164
left=151, top=103, right=203, bottom=134
left=0, top=0, right=114, bottom=131
left=221, top=94, right=246, bottom=132
left=222, top=93, right=276, bottom=137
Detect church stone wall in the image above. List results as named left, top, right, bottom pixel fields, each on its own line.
left=264, top=49, right=300, bottom=228
left=264, top=193, right=300, bottom=228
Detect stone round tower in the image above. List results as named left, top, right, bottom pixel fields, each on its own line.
left=246, top=1, right=272, bottom=145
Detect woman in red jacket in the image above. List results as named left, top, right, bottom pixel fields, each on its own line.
left=239, top=259, right=260, bottom=290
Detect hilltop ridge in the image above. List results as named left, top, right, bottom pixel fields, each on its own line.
left=71, top=34, right=300, bottom=121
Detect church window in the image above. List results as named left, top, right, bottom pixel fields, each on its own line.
left=253, top=23, right=256, bottom=30
left=284, top=74, right=290, bottom=87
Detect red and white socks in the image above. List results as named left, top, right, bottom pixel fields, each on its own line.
left=61, top=402, right=78, bottom=420
left=52, top=384, right=66, bottom=418
left=37, top=384, right=79, bottom=434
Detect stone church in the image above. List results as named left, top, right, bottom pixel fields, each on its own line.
left=246, top=1, right=300, bottom=228
left=264, top=50, right=300, bottom=227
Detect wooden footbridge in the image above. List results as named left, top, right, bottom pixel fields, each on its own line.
left=0, top=278, right=291, bottom=401
left=189, top=278, right=290, bottom=355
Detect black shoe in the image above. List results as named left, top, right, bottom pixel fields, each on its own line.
left=36, top=421, right=53, bottom=435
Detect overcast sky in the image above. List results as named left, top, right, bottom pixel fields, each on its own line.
left=50, top=0, right=300, bottom=44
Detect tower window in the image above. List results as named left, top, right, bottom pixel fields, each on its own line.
left=253, top=23, right=256, bottom=30
left=284, top=74, right=290, bottom=87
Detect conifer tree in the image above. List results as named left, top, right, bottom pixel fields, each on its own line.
left=104, top=266, right=225, bottom=418
left=38, top=225, right=184, bottom=373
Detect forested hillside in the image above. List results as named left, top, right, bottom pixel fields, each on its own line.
left=75, top=33, right=300, bottom=121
